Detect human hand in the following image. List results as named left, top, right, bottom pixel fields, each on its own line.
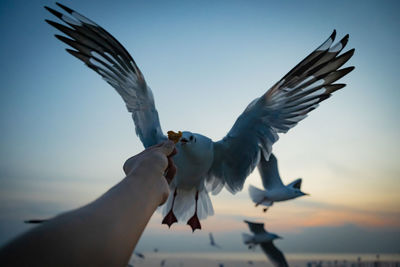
left=123, top=140, right=177, bottom=204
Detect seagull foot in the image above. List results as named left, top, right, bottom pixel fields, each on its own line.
left=162, top=210, right=177, bottom=228
left=187, top=213, right=201, bottom=232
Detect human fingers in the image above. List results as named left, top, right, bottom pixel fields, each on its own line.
left=165, top=148, right=177, bottom=183
left=165, top=158, right=177, bottom=183
left=123, top=140, right=175, bottom=176
left=154, top=140, right=175, bottom=156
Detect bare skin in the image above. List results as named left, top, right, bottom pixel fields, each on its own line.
left=0, top=140, right=177, bottom=267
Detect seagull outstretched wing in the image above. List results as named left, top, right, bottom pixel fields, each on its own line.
left=45, top=3, right=165, bottom=148
left=260, top=242, right=289, bottom=267
left=208, top=30, right=354, bottom=193
left=259, top=153, right=284, bottom=190
left=244, top=220, right=267, bottom=234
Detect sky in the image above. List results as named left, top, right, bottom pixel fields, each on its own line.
left=0, top=0, right=399, bottom=254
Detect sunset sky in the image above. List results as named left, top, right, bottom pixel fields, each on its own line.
left=0, top=0, right=399, bottom=253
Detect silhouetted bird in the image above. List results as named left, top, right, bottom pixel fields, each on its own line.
left=134, top=252, right=145, bottom=259
left=242, top=220, right=288, bottom=267
left=209, top=233, right=221, bottom=248
left=248, top=154, right=308, bottom=213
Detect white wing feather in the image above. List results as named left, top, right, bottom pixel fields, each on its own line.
left=45, top=3, right=165, bottom=147
left=208, top=30, right=354, bottom=193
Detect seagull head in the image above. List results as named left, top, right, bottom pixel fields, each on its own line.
left=291, top=188, right=309, bottom=197
left=300, top=191, right=310, bottom=196
left=270, top=233, right=283, bottom=240
left=175, top=131, right=214, bottom=163
left=179, top=131, right=197, bottom=146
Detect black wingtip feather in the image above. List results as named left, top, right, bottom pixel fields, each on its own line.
left=44, top=19, right=55, bottom=26
left=331, top=29, right=337, bottom=40
left=326, top=83, right=346, bottom=94
left=45, top=19, right=69, bottom=34
left=66, top=48, right=88, bottom=63
left=339, top=34, right=349, bottom=47
left=343, top=66, right=355, bottom=74
left=44, top=6, right=63, bottom=19
left=342, top=48, right=355, bottom=59
left=56, top=2, right=74, bottom=14
left=55, top=34, right=78, bottom=50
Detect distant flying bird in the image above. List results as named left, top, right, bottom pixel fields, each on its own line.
left=209, top=232, right=221, bottom=248
left=24, top=219, right=47, bottom=224
left=242, top=220, right=288, bottom=267
left=45, top=3, right=354, bottom=231
left=249, top=153, right=308, bottom=212
left=134, top=252, right=145, bottom=259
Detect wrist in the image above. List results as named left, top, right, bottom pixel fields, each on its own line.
left=125, top=170, right=169, bottom=206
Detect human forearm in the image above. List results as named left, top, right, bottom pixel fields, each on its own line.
left=0, top=172, right=165, bottom=267
left=0, top=141, right=176, bottom=267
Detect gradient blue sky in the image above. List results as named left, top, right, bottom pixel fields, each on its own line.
left=0, top=0, right=399, bottom=253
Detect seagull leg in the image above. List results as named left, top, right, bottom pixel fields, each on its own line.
left=162, top=189, right=178, bottom=228
left=187, top=190, right=201, bottom=232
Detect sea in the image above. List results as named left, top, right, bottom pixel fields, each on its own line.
left=128, top=252, right=400, bottom=267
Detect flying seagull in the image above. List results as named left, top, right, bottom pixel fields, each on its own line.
left=45, top=3, right=354, bottom=231
left=249, top=153, right=308, bottom=212
left=209, top=232, right=221, bottom=248
left=134, top=252, right=145, bottom=259
left=242, top=220, right=288, bottom=267
left=24, top=219, right=48, bottom=224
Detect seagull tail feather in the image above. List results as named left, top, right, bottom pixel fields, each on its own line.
left=161, top=187, right=214, bottom=222
left=248, top=185, right=267, bottom=205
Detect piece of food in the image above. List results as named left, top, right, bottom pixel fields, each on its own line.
left=167, top=131, right=182, bottom=144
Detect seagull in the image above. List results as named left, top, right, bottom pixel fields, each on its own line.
left=209, top=232, right=221, bottom=248
left=45, top=3, right=354, bottom=231
left=134, top=252, right=145, bottom=259
left=242, top=220, right=288, bottom=267
left=24, top=219, right=48, bottom=224
left=249, top=153, right=308, bottom=212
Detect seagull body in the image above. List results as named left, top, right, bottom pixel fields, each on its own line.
left=243, top=220, right=288, bottom=267
left=45, top=3, right=354, bottom=231
left=249, top=153, right=307, bottom=212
